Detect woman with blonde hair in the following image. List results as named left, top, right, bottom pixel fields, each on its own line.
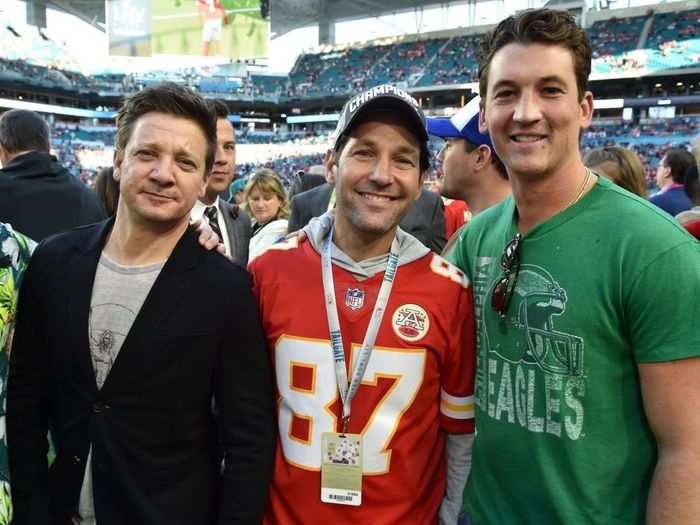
left=243, top=168, right=290, bottom=261
left=583, top=146, right=647, bottom=198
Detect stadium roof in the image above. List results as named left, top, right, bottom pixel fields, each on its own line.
left=47, top=0, right=105, bottom=26
left=47, top=0, right=486, bottom=37
left=271, top=0, right=469, bottom=37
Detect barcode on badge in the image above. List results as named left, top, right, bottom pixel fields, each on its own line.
left=321, top=489, right=361, bottom=506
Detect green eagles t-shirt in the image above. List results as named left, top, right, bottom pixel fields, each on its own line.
left=448, top=176, right=700, bottom=525
left=0, top=224, right=35, bottom=525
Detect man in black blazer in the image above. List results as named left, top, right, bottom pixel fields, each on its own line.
left=191, top=100, right=251, bottom=265
left=287, top=167, right=327, bottom=200
left=0, top=109, right=106, bottom=241
left=7, top=83, right=275, bottom=525
left=288, top=183, right=447, bottom=253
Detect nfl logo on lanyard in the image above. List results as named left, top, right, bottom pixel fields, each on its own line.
left=345, top=288, right=365, bottom=311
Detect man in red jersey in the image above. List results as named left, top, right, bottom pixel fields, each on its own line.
left=197, top=0, right=228, bottom=56
left=249, top=84, right=476, bottom=525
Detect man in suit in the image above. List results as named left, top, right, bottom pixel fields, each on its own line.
left=0, top=109, right=106, bottom=241
left=191, top=99, right=251, bottom=265
left=7, top=83, right=275, bottom=525
left=288, top=165, right=327, bottom=200
left=288, top=181, right=447, bottom=253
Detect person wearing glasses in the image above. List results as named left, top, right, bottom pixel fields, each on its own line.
left=249, top=84, right=476, bottom=525
left=447, top=9, right=700, bottom=525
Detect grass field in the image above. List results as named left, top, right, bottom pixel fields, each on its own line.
left=151, top=0, right=269, bottom=59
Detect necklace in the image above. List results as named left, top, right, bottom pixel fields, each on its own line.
left=566, top=168, right=593, bottom=209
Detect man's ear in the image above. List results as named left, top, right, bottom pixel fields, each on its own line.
left=323, top=148, right=336, bottom=184
left=325, top=150, right=338, bottom=184
left=112, top=150, right=123, bottom=181
left=479, top=106, right=489, bottom=135
left=416, top=172, right=425, bottom=201
left=0, top=144, right=8, bottom=167
left=474, top=145, right=491, bottom=171
left=579, top=90, right=594, bottom=130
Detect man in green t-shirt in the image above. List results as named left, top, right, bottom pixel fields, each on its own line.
left=448, top=8, right=700, bottom=525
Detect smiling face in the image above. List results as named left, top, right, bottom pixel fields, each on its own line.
left=330, top=116, right=423, bottom=244
left=114, top=112, right=207, bottom=229
left=480, top=42, right=593, bottom=181
left=205, top=117, right=236, bottom=201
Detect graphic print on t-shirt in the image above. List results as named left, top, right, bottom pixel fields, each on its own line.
left=88, top=303, right=137, bottom=388
left=473, top=257, right=586, bottom=441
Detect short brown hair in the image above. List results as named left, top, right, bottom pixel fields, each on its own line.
left=115, top=82, right=217, bottom=176
left=584, top=146, right=647, bottom=198
left=242, top=169, right=290, bottom=221
left=207, top=98, right=230, bottom=120
left=479, top=9, right=592, bottom=102
left=464, top=140, right=508, bottom=180
left=662, top=147, right=694, bottom=185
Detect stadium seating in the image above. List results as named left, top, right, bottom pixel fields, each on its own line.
left=647, top=9, right=699, bottom=49
left=251, top=74, right=288, bottom=96
left=588, top=15, right=648, bottom=59
left=289, top=44, right=390, bottom=97
left=416, top=34, right=481, bottom=86
left=2, top=7, right=699, bottom=98
left=2, top=4, right=698, bottom=192
left=368, top=38, right=444, bottom=86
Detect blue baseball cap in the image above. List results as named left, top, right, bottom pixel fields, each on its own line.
left=426, top=95, right=492, bottom=148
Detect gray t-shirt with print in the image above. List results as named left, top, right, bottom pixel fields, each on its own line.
left=77, top=253, right=164, bottom=524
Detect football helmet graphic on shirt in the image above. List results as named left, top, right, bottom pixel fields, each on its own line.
left=489, top=264, right=584, bottom=377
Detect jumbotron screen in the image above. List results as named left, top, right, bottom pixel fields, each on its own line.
left=106, top=0, right=269, bottom=59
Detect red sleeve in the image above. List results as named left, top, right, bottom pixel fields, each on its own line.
left=438, top=271, right=476, bottom=434
left=684, top=220, right=700, bottom=240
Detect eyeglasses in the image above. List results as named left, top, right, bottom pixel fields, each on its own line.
left=491, top=233, right=522, bottom=318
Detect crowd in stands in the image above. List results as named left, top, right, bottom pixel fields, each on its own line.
left=588, top=15, right=649, bottom=59
left=43, top=115, right=698, bottom=198
left=270, top=7, right=700, bottom=96
left=592, top=8, right=699, bottom=75
left=417, top=34, right=481, bottom=86
left=2, top=8, right=700, bottom=524
left=584, top=116, right=700, bottom=140
left=1, top=7, right=698, bottom=99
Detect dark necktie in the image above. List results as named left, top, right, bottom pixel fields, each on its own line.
left=203, top=205, right=223, bottom=243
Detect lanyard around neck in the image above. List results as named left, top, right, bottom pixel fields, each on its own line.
left=321, top=220, right=400, bottom=432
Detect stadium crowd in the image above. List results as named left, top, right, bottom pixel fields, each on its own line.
left=2, top=7, right=698, bottom=99
left=0, top=6, right=699, bottom=525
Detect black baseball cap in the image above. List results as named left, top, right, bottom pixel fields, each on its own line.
left=333, top=84, right=429, bottom=147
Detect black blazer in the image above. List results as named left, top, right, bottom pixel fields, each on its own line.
left=288, top=185, right=447, bottom=252
left=7, top=220, right=275, bottom=525
left=217, top=199, right=251, bottom=266
left=0, top=151, right=106, bottom=241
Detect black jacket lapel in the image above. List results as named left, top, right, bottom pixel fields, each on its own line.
left=99, top=226, right=201, bottom=394
left=65, top=219, right=115, bottom=394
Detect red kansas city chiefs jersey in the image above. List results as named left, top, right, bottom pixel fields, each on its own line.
left=249, top=238, right=475, bottom=525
